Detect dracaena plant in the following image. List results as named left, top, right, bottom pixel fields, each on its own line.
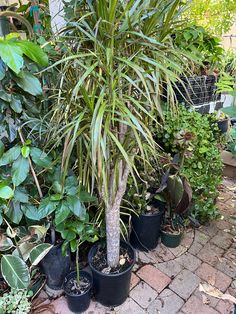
left=0, top=222, right=52, bottom=290
left=38, top=0, right=194, bottom=268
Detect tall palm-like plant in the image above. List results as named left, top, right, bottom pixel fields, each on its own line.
left=42, top=0, right=191, bottom=268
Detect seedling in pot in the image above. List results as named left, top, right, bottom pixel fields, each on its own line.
left=60, top=217, right=98, bottom=313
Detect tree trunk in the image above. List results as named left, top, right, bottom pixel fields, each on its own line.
left=105, top=206, right=120, bottom=268
left=106, top=163, right=130, bottom=268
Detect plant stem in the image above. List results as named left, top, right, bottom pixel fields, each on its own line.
left=18, top=128, right=43, bottom=198
left=76, top=244, right=80, bottom=285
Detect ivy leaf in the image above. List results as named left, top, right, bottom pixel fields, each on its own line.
left=12, top=156, right=30, bottom=186
left=21, top=204, right=41, bottom=221
left=0, top=146, right=21, bottom=166
left=37, top=197, right=58, bottom=219
left=14, top=71, right=42, bottom=96
left=55, top=201, right=71, bottom=225
left=67, top=196, right=86, bottom=220
left=10, top=96, right=22, bottom=113
left=16, top=41, right=48, bottom=67
left=21, top=146, right=30, bottom=158
left=6, top=201, right=23, bottom=224
left=0, top=184, right=14, bottom=199
left=14, top=188, right=29, bottom=203
left=30, top=147, right=51, bottom=168
left=0, top=41, right=24, bottom=74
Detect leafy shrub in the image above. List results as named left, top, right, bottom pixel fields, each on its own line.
left=156, top=106, right=223, bottom=222
left=0, top=289, right=32, bottom=314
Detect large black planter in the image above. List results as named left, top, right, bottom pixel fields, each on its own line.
left=217, top=118, right=229, bottom=134
left=0, top=6, right=10, bottom=37
left=88, top=241, right=135, bottom=307
left=130, top=203, right=165, bottom=252
left=40, top=243, right=70, bottom=290
left=64, top=271, right=92, bottom=313
left=161, top=230, right=182, bottom=248
left=174, top=75, right=220, bottom=106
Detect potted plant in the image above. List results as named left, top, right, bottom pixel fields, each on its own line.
left=34, top=172, right=97, bottom=291
left=157, top=145, right=193, bottom=248
left=160, top=174, right=192, bottom=248
left=209, top=111, right=229, bottom=134
left=127, top=171, right=165, bottom=252
left=44, top=0, right=193, bottom=307
left=61, top=217, right=98, bottom=313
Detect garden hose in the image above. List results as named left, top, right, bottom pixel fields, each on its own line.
left=0, top=11, right=33, bottom=38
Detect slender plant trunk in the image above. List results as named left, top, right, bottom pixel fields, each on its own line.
left=105, top=206, right=120, bottom=268
left=106, top=163, right=130, bottom=268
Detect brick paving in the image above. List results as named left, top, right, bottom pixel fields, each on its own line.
left=37, top=178, right=236, bottom=314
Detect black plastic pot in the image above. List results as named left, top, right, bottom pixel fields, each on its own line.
left=0, top=6, right=10, bottom=37
left=40, top=243, right=70, bottom=290
left=88, top=241, right=135, bottom=307
left=130, top=202, right=165, bottom=252
left=161, top=230, right=182, bottom=248
left=217, top=118, right=229, bottom=134
left=64, top=271, right=92, bottom=313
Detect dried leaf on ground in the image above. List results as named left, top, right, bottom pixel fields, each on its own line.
left=207, top=275, right=216, bottom=286
left=202, top=294, right=210, bottom=305
left=199, top=283, right=236, bottom=304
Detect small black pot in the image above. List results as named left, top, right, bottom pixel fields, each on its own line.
left=217, top=118, right=229, bottom=134
left=64, top=271, right=92, bottom=313
left=88, top=241, right=135, bottom=307
left=130, top=203, right=165, bottom=252
left=161, top=230, right=182, bottom=248
left=40, top=243, right=70, bottom=290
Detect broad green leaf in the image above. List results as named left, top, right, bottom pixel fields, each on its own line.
left=55, top=201, right=71, bottom=225
left=0, top=235, right=14, bottom=251
left=37, top=197, right=58, bottom=219
left=79, top=191, right=97, bottom=203
left=0, top=184, right=14, bottom=199
left=12, top=156, right=30, bottom=186
left=10, top=96, right=22, bottom=113
left=0, top=90, right=11, bottom=102
left=1, top=255, right=30, bottom=289
left=14, top=72, right=42, bottom=96
left=29, top=243, right=52, bottom=266
left=21, top=204, right=41, bottom=221
left=12, top=242, right=35, bottom=261
left=67, top=196, right=86, bottom=220
left=70, top=239, right=77, bottom=252
left=0, top=59, right=6, bottom=80
left=64, top=176, right=78, bottom=195
left=167, top=175, right=184, bottom=207
left=16, top=41, right=48, bottom=66
left=30, top=147, right=51, bottom=168
left=0, top=146, right=21, bottom=166
left=0, top=41, right=24, bottom=74
left=21, top=146, right=30, bottom=158
left=0, top=140, right=4, bottom=157
left=14, top=188, right=29, bottom=203
left=6, top=201, right=23, bottom=224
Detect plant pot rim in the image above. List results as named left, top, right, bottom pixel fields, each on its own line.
left=135, top=206, right=165, bottom=218
left=64, top=270, right=92, bottom=297
left=88, top=241, right=136, bottom=278
left=161, top=228, right=182, bottom=236
left=217, top=118, right=229, bottom=122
